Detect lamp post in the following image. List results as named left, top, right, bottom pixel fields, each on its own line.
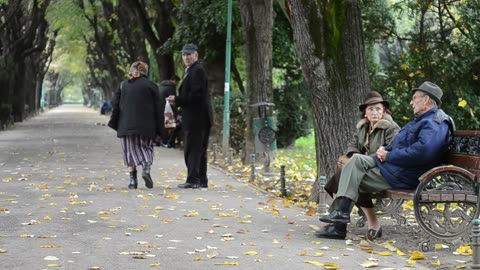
left=222, top=0, right=233, bottom=156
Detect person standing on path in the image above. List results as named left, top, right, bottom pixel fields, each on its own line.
left=158, top=75, right=181, bottom=148
left=167, top=44, right=213, bottom=189
left=108, top=61, right=165, bottom=189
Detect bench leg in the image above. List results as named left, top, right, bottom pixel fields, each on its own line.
left=356, top=198, right=406, bottom=227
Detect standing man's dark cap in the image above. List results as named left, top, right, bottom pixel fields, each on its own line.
left=180, top=44, right=198, bottom=54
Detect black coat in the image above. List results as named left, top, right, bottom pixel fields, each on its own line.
left=108, top=76, right=165, bottom=139
left=175, top=61, right=213, bottom=130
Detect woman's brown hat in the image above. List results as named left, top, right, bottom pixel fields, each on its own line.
left=359, top=91, right=390, bottom=111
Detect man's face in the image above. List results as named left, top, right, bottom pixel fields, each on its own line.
left=410, top=91, right=430, bottom=116
left=182, top=52, right=198, bottom=67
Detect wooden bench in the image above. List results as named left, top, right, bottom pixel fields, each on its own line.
left=356, top=130, right=480, bottom=251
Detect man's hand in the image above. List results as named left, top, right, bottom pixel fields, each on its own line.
left=376, top=146, right=389, bottom=162
left=167, top=95, right=175, bottom=104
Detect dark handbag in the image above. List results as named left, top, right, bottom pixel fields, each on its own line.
left=107, top=81, right=124, bottom=131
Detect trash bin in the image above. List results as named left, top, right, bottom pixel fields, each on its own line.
left=250, top=102, right=277, bottom=154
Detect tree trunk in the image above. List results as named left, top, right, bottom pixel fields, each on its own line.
left=239, top=0, right=274, bottom=163
left=287, top=0, right=370, bottom=202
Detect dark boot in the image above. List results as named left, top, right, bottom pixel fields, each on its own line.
left=315, top=223, right=347, bottom=239
left=319, top=197, right=355, bottom=224
left=128, top=170, right=138, bottom=189
left=142, top=162, right=153, bottom=189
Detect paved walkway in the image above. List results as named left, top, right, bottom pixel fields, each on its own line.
left=0, top=105, right=432, bottom=269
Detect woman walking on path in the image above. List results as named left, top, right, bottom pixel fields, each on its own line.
left=108, top=61, right=165, bottom=189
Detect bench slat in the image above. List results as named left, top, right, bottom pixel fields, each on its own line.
left=445, top=154, right=480, bottom=176
left=382, top=190, right=414, bottom=200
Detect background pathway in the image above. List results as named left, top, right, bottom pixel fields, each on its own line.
left=0, top=105, right=437, bottom=269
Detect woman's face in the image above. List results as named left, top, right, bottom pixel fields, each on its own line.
left=365, top=103, right=385, bottom=125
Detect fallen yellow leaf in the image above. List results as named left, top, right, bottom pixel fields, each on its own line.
left=455, top=245, right=473, bottom=256
left=40, top=245, right=61, bottom=248
left=244, top=251, right=258, bottom=256
left=306, top=208, right=316, bottom=216
left=409, top=250, right=426, bottom=260
left=214, top=261, right=239, bottom=266
left=324, top=262, right=340, bottom=269
left=304, top=260, right=324, bottom=266
left=298, top=249, right=308, bottom=256
left=359, top=260, right=379, bottom=268
left=165, top=193, right=179, bottom=199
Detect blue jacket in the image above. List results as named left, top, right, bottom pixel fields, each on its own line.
left=376, top=109, right=452, bottom=189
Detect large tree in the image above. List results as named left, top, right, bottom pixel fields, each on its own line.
left=0, top=0, right=54, bottom=122
left=287, top=0, right=370, bottom=201
left=125, top=0, right=175, bottom=81
left=239, top=0, right=274, bottom=161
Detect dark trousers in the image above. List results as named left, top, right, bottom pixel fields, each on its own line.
left=164, top=123, right=183, bottom=147
left=183, top=128, right=210, bottom=185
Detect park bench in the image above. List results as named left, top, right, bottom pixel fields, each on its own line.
left=356, top=130, right=480, bottom=251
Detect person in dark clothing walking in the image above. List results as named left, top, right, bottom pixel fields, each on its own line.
left=158, top=75, right=180, bottom=100
left=167, top=44, right=213, bottom=189
left=108, top=61, right=165, bottom=189
left=158, top=75, right=181, bottom=148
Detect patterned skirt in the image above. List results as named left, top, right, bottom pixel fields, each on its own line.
left=120, top=135, right=154, bottom=167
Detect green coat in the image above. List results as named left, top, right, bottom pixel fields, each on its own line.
left=346, top=114, right=400, bottom=156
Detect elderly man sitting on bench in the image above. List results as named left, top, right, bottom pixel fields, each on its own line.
left=318, top=81, right=454, bottom=240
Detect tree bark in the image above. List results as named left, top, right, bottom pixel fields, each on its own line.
left=239, top=0, right=274, bottom=162
left=287, top=0, right=370, bottom=202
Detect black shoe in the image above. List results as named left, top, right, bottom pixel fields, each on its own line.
left=128, top=170, right=138, bottom=189
left=315, top=224, right=347, bottom=239
left=178, top=182, right=199, bottom=189
left=366, top=226, right=383, bottom=241
left=200, top=183, right=208, bottom=188
left=142, top=162, right=153, bottom=189
left=319, top=197, right=354, bottom=224
left=320, top=210, right=351, bottom=224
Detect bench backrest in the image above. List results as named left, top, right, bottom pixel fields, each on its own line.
left=446, top=130, right=480, bottom=176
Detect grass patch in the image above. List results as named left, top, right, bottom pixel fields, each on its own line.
left=273, top=132, right=317, bottom=172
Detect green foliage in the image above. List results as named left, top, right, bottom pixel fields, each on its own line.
left=273, top=79, right=312, bottom=148
left=366, top=0, right=480, bottom=129
left=273, top=132, right=316, bottom=175
left=62, top=85, right=83, bottom=104
left=272, top=3, right=312, bottom=148
left=166, top=0, right=243, bottom=62
left=212, top=89, right=247, bottom=152
left=46, top=1, right=89, bottom=80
